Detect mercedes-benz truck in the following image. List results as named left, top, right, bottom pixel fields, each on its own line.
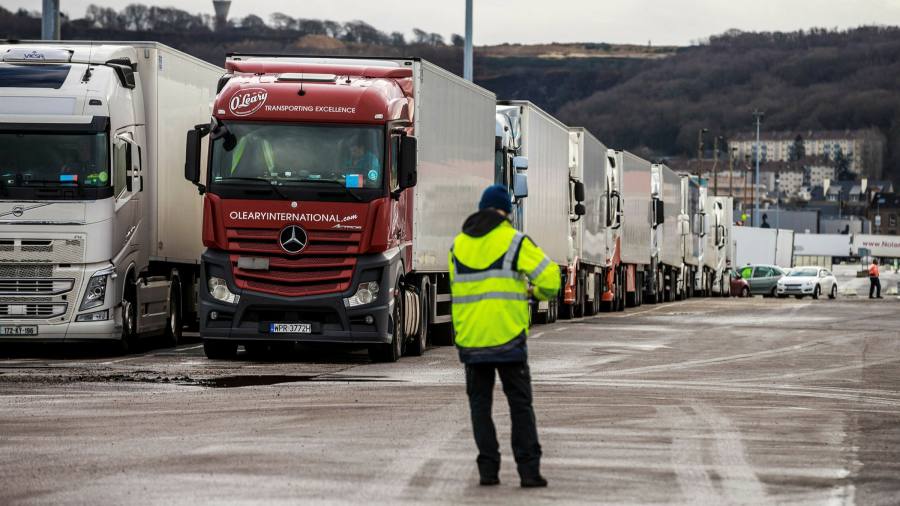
left=186, top=55, right=495, bottom=361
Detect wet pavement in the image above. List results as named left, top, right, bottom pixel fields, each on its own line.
left=1, top=296, right=899, bottom=504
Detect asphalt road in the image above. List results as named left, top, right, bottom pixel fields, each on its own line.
left=1, top=296, right=899, bottom=505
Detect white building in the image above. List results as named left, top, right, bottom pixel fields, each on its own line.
left=729, top=129, right=885, bottom=179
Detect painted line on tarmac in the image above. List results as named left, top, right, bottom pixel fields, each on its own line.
left=593, top=340, right=825, bottom=376
left=530, top=331, right=545, bottom=340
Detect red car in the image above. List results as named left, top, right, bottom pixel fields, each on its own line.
left=729, top=270, right=751, bottom=297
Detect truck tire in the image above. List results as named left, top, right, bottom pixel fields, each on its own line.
left=559, top=302, right=574, bottom=320
left=203, top=339, right=238, bottom=359
left=406, top=279, right=430, bottom=357
left=113, top=279, right=138, bottom=355
left=369, top=283, right=405, bottom=362
left=163, top=281, right=182, bottom=348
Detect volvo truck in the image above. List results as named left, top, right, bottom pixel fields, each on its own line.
left=0, top=41, right=221, bottom=350
left=495, top=101, right=575, bottom=323
left=186, top=55, right=495, bottom=361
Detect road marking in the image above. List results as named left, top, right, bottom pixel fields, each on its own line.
left=530, top=331, right=545, bottom=339
left=658, top=405, right=722, bottom=504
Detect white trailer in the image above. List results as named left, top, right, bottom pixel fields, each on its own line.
left=734, top=227, right=794, bottom=269
left=679, top=174, right=703, bottom=298
left=497, top=101, right=571, bottom=322
left=616, top=151, right=652, bottom=307
left=567, top=127, right=605, bottom=317
left=0, top=41, right=221, bottom=349
left=650, top=164, right=684, bottom=302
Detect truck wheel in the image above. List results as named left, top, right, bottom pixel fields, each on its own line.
left=203, top=339, right=238, bottom=359
left=533, top=303, right=549, bottom=324
left=163, top=282, right=182, bottom=347
left=559, top=302, right=574, bottom=320
left=113, top=280, right=137, bottom=355
left=369, top=285, right=404, bottom=362
left=406, top=280, right=429, bottom=357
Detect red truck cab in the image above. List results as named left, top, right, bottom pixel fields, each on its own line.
left=184, top=56, right=419, bottom=360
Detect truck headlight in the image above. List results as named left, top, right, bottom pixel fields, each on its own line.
left=76, top=310, right=109, bottom=322
left=208, top=276, right=240, bottom=304
left=80, top=273, right=109, bottom=310
left=344, top=281, right=379, bottom=307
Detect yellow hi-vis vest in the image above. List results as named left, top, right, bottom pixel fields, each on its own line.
left=449, top=219, right=560, bottom=353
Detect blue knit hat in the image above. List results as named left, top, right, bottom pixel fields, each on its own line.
left=479, top=184, right=512, bottom=213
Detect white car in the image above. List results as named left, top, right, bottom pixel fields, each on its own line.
left=777, top=267, right=837, bottom=300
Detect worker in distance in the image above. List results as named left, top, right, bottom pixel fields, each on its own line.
left=449, top=184, right=561, bottom=488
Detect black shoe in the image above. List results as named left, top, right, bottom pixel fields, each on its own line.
left=480, top=476, right=500, bottom=486
left=520, top=475, right=548, bottom=488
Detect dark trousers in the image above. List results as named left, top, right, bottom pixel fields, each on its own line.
left=465, top=362, right=542, bottom=479
left=870, top=277, right=881, bottom=298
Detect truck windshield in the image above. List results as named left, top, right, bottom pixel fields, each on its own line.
left=211, top=122, right=384, bottom=190
left=0, top=132, right=110, bottom=188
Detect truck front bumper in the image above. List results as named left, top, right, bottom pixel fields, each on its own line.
left=199, top=249, right=401, bottom=345
left=0, top=318, right=119, bottom=343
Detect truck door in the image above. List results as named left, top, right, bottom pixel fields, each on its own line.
left=112, top=131, right=142, bottom=270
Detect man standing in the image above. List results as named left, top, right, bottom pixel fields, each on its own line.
left=449, top=185, right=560, bottom=488
left=869, top=258, right=882, bottom=299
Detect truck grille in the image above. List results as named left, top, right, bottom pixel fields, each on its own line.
left=0, top=302, right=67, bottom=318
left=0, top=238, right=85, bottom=263
left=227, top=227, right=361, bottom=297
left=0, top=279, right=74, bottom=295
left=0, top=261, right=82, bottom=322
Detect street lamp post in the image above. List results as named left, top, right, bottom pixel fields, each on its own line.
left=463, top=0, right=474, bottom=81
left=42, top=0, right=61, bottom=39
left=697, top=128, right=708, bottom=183
left=752, top=110, right=765, bottom=227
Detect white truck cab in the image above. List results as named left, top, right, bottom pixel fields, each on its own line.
left=0, top=42, right=221, bottom=349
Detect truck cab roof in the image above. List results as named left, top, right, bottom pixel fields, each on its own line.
left=215, top=61, right=413, bottom=124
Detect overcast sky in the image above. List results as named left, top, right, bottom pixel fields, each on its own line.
left=9, top=0, right=900, bottom=46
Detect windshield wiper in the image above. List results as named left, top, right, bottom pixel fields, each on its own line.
left=297, top=179, right=363, bottom=202
left=217, top=177, right=288, bottom=200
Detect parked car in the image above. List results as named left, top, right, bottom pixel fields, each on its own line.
left=777, top=267, right=837, bottom=300
left=738, top=264, right=787, bottom=297
left=729, top=270, right=750, bottom=297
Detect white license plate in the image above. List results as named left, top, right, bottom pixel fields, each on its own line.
left=0, top=325, right=38, bottom=336
left=269, top=323, right=312, bottom=334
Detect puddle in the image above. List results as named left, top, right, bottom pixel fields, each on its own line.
left=198, top=375, right=317, bottom=388
left=197, top=374, right=405, bottom=388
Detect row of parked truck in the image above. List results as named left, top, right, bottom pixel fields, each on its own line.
left=0, top=41, right=735, bottom=361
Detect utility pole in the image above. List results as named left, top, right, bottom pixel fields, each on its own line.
left=696, top=128, right=708, bottom=183
left=463, top=0, right=474, bottom=81
left=729, top=147, right=737, bottom=198
left=712, top=136, right=722, bottom=196
left=42, top=0, right=61, bottom=40
left=752, top=110, right=765, bottom=227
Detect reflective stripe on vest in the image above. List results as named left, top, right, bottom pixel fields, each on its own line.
left=450, top=231, right=526, bottom=288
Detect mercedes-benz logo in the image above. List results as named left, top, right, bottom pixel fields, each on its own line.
left=11, top=206, right=24, bottom=217
left=279, top=225, right=308, bottom=254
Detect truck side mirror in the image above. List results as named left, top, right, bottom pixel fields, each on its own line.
left=185, top=124, right=209, bottom=193
left=654, top=199, right=665, bottom=226
left=574, top=203, right=586, bottom=216
left=513, top=156, right=528, bottom=171
left=513, top=173, right=528, bottom=199
left=398, top=135, right=418, bottom=189
left=574, top=180, right=585, bottom=202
